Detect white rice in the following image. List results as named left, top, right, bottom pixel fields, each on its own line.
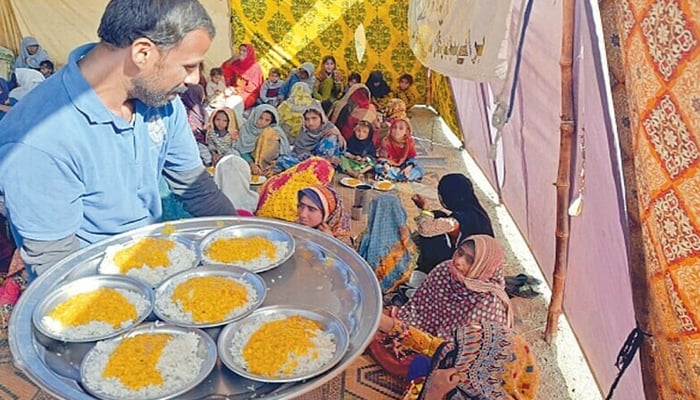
left=155, top=275, right=258, bottom=324
left=99, top=238, right=197, bottom=287
left=202, top=235, right=288, bottom=271
left=82, top=331, right=204, bottom=400
left=228, top=314, right=336, bottom=378
left=42, top=289, right=150, bottom=340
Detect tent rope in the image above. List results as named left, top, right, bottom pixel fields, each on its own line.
left=605, top=326, right=651, bottom=400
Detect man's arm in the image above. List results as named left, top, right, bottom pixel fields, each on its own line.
left=163, top=166, right=237, bottom=216
left=21, top=235, right=80, bottom=275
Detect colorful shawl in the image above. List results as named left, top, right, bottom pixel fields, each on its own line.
left=256, top=157, right=335, bottom=221
left=293, top=104, right=340, bottom=155
left=237, top=104, right=289, bottom=155
left=378, top=118, right=417, bottom=166
left=357, top=194, right=416, bottom=293
left=345, top=120, right=376, bottom=158
left=328, top=84, right=378, bottom=140
left=278, top=82, right=320, bottom=136
left=397, top=235, right=512, bottom=338
left=385, top=98, right=408, bottom=120
left=297, top=185, right=351, bottom=243
left=419, top=322, right=540, bottom=400
left=220, top=44, right=264, bottom=109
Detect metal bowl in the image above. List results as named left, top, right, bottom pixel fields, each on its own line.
left=32, top=275, right=154, bottom=343
left=217, top=305, right=350, bottom=383
left=199, top=224, right=295, bottom=273
left=153, top=265, right=267, bottom=328
left=97, top=234, right=199, bottom=287
left=80, top=323, right=217, bottom=400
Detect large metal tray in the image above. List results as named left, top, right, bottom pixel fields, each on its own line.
left=9, top=217, right=382, bottom=399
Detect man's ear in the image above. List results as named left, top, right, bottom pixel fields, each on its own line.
left=131, top=37, right=158, bottom=69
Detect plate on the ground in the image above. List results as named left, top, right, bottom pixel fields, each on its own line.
left=199, top=224, right=295, bottom=273
left=80, top=323, right=217, bottom=400
left=339, top=177, right=363, bottom=188
left=154, top=265, right=267, bottom=328
left=98, top=235, right=199, bottom=287
left=373, top=180, right=395, bottom=191
left=217, top=305, right=349, bottom=383
left=250, top=175, right=267, bottom=185
left=32, top=275, right=154, bottom=343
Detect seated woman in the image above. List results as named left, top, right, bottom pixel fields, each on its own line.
left=412, top=174, right=494, bottom=274
left=14, top=37, right=50, bottom=70
left=398, top=234, right=512, bottom=337
left=276, top=104, right=345, bottom=172
left=206, top=107, right=241, bottom=166
left=366, top=70, right=392, bottom=111
left=357, top=194, right=416, bottom=293
left=296, top=185, right=351, bottom=245
left=313, top=55, right=344, bottom=113
left=377, top=317, right=540, bottom=400
left=375, top=118, right=424, bottom=182
left=220, top=43, right=264, bottom=110
left=328, top=83, right=380, bottom=141
left=256, top=157, right=335, bottom=222
left=338, top=120, right=376, bottom=178
left=277, top=82, right=320, bottom=143
left=236, top=104, right=291, bottom=176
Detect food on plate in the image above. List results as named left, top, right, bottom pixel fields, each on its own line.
left=42, top=288, right=149, bottom=340
left=376, top=181, right=393, bottom=191
left=156, top=276, right=257, bottom=324
left=202, top=236, right=287, bottom=270
left=99, top=237, right=197, bottom=286
left=229, top=314, right=336, bottom=378
left=82, top=331, right=204, bottom=399
left=250, top=175, right=265, bottom=184
left=345, top=178, right=361, bottom=186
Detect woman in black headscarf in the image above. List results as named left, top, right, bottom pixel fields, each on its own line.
left=365, top=70, right=392, bottom=111
left=411, top=173, right=494, bottom=273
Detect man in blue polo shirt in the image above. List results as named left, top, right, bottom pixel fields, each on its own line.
left=0, top=0, right=236, bottom=276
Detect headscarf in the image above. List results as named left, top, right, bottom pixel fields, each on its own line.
left=357, top=194, right=415, bottom=293
left=366, top=70, right=391, bottom=99
left=378, top=117, right=417, bottom=166
left=314, top=55, right=336, bottom=83
left=384, top=98, right=408, bottom=120
left=298, top=62, right=317, bottom=89
left=14, top=37, right=50, bottom=69
left=221, top=44, right=264, bottom=108
left=329, top=84, right=377, bottom=140
left=278, top=82, right=320, bottom=136
left=237, top=104, right=289, bottom=154
left=9, top=68, right=45, bottom=101
left=297, top=185, right=351, bottom=242
left=293, top=104, right=340, bottom=155
left=420, top=322, right=540, bottom=400
left=397, top=235, right=512, bottom=338
left=438, top=174, right=494, bottom=239
left=180, top=84, right=207, bottom=143
left=256, top=157, right=335, bottom=222
left=213, top=154, right=259, bottom=213
left=207, top=107, right=241, bottom=135
left=0, top=78, right=9, bottom=104
left=346, top=120, right=376, bottom=158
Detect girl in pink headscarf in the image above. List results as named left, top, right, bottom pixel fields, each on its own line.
left=221, top=43, right=264, bottom=109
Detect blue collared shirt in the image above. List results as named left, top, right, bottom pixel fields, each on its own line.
left=0, top=43, right=201, bottom=245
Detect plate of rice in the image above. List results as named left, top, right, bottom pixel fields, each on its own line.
left=373, top=180, right=395, bottom=191
left=32, top=276, right=153, bottom=342
left=217, top=305, right=349, bottom=383
left=154, top=265, right=266, bottom=328
left=98, top=235, right=199, bottom=287
left=199, top=224, right=295, bottom=273
left=80, top=323, right=217, bottom=400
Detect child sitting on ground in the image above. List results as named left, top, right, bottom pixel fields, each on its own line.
left=394, top=73, right=416, bottom=110
left=206, top=107, right=240, bottom=166
left=258, top=68, right=284, bottom=107
left=375, top=118, right=424, bottom=182
left=206, top=67, right=227, bottom=102
left=339, top=120, right=376, bottom=178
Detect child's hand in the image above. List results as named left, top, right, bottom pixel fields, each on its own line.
left=411, top=194, right=426, bottom=209
left=230, top=130, right=240, bottom=140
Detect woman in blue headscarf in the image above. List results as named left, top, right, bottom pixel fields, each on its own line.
left=235, top=104, right=291, bottom=176
left=14, top=37, right=50, bottom=70
left=357, top=194, right=416, bottom=293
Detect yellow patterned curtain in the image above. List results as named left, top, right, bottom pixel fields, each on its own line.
left=605, top=0, right=700, bottom=398
left=229, top=0, right=427, bottom=101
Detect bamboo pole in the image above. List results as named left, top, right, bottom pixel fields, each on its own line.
left=545, top=0, right=576, bottom=343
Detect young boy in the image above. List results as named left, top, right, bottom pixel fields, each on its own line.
left=206, top=67, right=226, bottom=100
left=39, top=60, right=54, bottom=78
left=394, top=73, right=416, bottom=109
left=258, top=68, right=284, bottom=107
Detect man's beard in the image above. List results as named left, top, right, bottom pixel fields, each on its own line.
left=130, top=76, right=187, bottom=108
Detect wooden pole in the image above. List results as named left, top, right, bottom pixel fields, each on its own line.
left=545, top=0, right=576, bottom=343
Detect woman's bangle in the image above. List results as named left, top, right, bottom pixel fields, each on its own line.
left=420, top=210, right=434, bottom=218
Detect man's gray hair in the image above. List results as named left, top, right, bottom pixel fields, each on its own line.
left=98, top=0, right=215, bottom=49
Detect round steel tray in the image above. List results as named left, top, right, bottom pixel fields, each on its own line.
left=9, top=217, right=382, bottom=400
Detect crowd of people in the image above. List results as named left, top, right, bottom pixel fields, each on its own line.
left=0, top=1, right=541, bottom=399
